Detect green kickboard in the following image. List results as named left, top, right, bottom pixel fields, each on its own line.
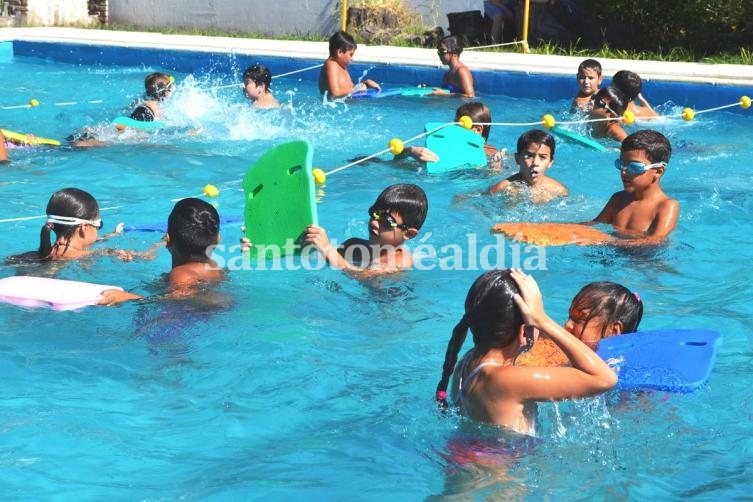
left=424, top=122, right=487, bottom=174
left=550, top=125, right=606, bottom=152
left=243, top=140, right=318, bottom=259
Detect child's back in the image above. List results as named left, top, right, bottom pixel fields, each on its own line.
left=165, top=198, right=223, bottom=290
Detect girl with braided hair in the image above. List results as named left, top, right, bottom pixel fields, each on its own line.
left=435, top=269, right=617, bottom=435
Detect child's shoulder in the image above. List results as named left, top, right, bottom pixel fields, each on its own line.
left=168, top=262, right=223, bottom=289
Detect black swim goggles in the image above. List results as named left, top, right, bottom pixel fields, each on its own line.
left=592, top=96, right=618, bottom=116
left=368, top=206, right=409, bottom=231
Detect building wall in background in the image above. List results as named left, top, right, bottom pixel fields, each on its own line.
left=107, top=0, right=484, bottom=36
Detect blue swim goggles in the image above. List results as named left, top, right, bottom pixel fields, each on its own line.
left=614, top=159, right=667, bottom=176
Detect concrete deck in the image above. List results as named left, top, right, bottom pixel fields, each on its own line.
left=1, top=27, right=752, bottom=87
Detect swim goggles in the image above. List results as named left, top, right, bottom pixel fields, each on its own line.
left=437, top=48, right=455, bottom=56
left=592, top=96, right=618, bottom=116
left=368, top=207, right=409, bottom=231
left=614, top=159, right=667, bottom=176
left=47, top=215, right=103, bottom=229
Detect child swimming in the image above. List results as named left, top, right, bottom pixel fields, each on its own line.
left=302, top=184, right=428, bottom=274
left=487, top=129, right=567, bottom=203
left=98, top=197, right=224, bottom=305
left=7, top=188, right=146, bottom=263
left=436, top=269, right=617, bottom=435
left=318, top=30, right=380, bottom=99
left=572, top=59, right=603, bottom=112
left=243, top=64, right=280, bottom=109
left=519, top=281, right=643, bottom=366
left=591, top=129, right=679, bottom=242
left=432, top=35, right=475, bottom=98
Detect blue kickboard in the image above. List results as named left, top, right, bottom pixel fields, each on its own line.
left=424, top=122, right=487, bottom=174
left=350, top=86, right=434, bottom=99
left=550, top=125, right=606, bottom=152
left=597, top=328, right=721, bottom=393
left=125, top=214, right=243, bottom=233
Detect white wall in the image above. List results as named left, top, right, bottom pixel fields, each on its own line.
left=25, top=0, right=93, bottom=26
left=108, top=0, right=486, bottom=36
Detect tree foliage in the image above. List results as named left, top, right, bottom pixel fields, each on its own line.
left=577, top=0, right=753, bottom=57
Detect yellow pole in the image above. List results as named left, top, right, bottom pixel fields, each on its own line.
left=341, top=0, right=348, bottom=32
left=521, top=0, right=530, bottom=53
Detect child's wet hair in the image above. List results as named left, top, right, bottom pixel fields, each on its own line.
left=439, top=35, right=463, bottom=55
left=517, top=129, right=556, bottom=158
left=145, top=72, right=174, bottom=100
left=243, top=64, right=273, bottom=90
left=371, top=184, right=428, bottom=231
left=167, top=198, right=220, bottom=261
left=622, top=129, right=672, bottom=164
left=455, top=102, right=491, bottom=140
left=612, top=70, right=642, bottom=100
left=570, top=281, right=643, bottom=338
left=577, top=58, right=602, bottom=76
left=594, top=86, right=627, bottom=116
left=435, top=270, right=523, bottom=407
left=329, top=30, right=357, bottom=57
left=40, top=188, right=99, bottom=258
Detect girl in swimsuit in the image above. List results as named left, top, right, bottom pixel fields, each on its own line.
left=518, top=281, right=644, bottom=367
left=435, top=269, right=617, bottom=435
left=432, top=35, right=475, bottom=98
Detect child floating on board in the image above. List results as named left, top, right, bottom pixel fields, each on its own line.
left=589, top=129, right=679, bottom=243
left=572, top=58, right=602, bottom=112
left=98, top=197, right=224, bottom=304
left=432, top=35, right=475, bottom=98
left=302, top=184, right=428, bottom=274
left=487, top=129, right=568, bottom=203
left=589, top=86, right=628, bottom=142
left=612, top=70, right=658, bottom=119
left=518, top=281, right=643, bottom=367
left=67, top=72, right=176, bottom=147
left=243, top=64, right=280, bottom=109
left=318, top=30, right=380, bottom=99
left=128, top=72, right=176, bottom=122
left=435, top=269, right=617, bottom=435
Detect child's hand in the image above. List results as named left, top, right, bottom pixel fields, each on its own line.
left=303, top=224, right=331, bottom=252
left=239, top=226, right=252, bottom=253
left=491, top=148, right=506, bottom=165
left=407, top=146, right=439, bottom=163
left=510, top=269, right=548, bottom=329
left=97, top=289, right=142, bottom=305
left=364, top=79, right=381, bottom=91
left=240, top=236, right=252, bottom=253
left=431, top=88, right=451, bottom=96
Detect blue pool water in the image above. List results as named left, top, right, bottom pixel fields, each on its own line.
left=1, top=41, right=753, bottom=499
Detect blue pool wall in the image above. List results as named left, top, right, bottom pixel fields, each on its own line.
left=4, top=40, right=752, bottom=113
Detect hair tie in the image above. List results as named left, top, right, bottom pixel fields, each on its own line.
left=436, top=390, right=448, bottom=401
left=633, top=291, right=641, bottom=302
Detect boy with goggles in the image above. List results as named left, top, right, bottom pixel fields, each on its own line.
left=303, top=184, right=428, bottom=273
left=590, top=129, right=679, bottom=242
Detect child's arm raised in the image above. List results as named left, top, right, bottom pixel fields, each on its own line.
left=500, top=270, right=617, bottom=400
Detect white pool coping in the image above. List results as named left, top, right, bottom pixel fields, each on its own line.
left=2, top=27, right=752, bottom=87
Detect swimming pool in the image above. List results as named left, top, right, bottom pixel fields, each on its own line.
left=1, top=36, right=752, bottom=499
